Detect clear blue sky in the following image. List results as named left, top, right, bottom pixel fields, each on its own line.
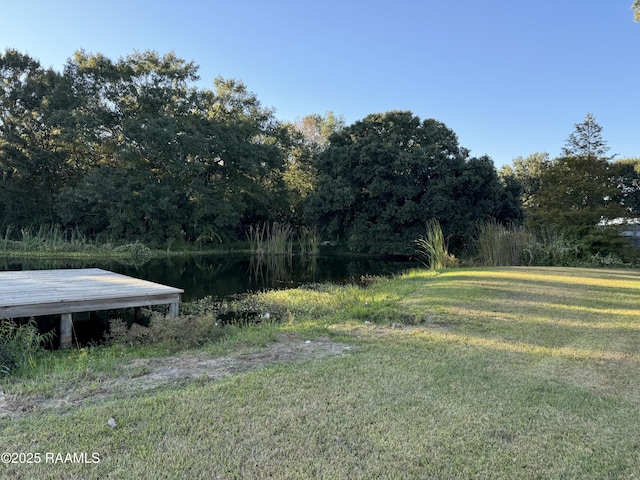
left=2, top=0, right=638, bottom=167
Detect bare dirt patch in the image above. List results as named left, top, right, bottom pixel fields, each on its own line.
left=0, top=335, right=352, bottom=419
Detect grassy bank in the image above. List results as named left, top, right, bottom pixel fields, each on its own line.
left=2, top=267, right=640, bottom=478
left=0, top=224, right=253, bottom=260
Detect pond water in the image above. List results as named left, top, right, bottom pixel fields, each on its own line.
left=1, top=253, right=419, bottom=302
left=2, top=253, right=419, bottom=347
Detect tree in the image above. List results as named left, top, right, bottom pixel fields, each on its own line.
left=633, top=0, right=640, bottom=22
left=293, top=111, right=344, bottom=153
left=0, top=49, right=70, bottom=226
left=529, top=155, right=622, bottom=229
left=500, top=152, right=550, bottom=212
left=611, top=157, right=640, bottom=216
left=528, top=115, right=621, bottom=229
left=55, top=51, right=289, bottom=244
left=562, top=113, right=611, bottom=160
left=283, top=112, right=345, bottom=224
left=304, top=111, right=521, bottom=254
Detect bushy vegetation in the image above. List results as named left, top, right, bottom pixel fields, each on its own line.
left=105, top=293, right=289, bottom=349
left=0, top=319, right=53, bottom=376
left=475, top=221, right=638, bottom=267
left=1, top=49, right=638, bottom=261
left=0, top=50, right=522, bottom=254
left=305, top=112, right=522, bottom=254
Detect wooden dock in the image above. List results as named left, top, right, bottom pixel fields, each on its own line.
left=0, top=268, right=184, bottom=348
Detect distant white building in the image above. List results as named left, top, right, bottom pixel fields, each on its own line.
left=599, top=218, right=640, bottom=247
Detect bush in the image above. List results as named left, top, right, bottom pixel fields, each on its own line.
left=0, top=319, right=53, bottom=376
left=105, top=294, right=286, bottom=349
left=113, top=242, right=153, bottom=259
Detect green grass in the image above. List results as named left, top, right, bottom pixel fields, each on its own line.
left=2, top=267, right=640, bottom=478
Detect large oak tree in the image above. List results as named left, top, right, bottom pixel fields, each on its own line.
left=304, top=111, right=521, bottom=254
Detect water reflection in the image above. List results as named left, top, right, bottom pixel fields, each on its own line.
left=1, top=254, right=417, bottom=302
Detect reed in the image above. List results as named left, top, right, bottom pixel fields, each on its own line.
left=474, top=222, right=593, bottom=267
left=247, top=222, right=294, bottom=255
left=415, top=219, right=451, bottom=270
left=13, top=224, right=91, bottom=253
left=476, top=221, right=535, bottom=266
left=1, top=225, right=12, bottom=253
left=268, top=222, right=294, bottom=256
left=297, top=225, right=320, bottom=255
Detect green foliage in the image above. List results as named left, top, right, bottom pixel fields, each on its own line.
left=304, top=111, right=521, bottom=254
left=0, top=50, right=69, bottom=227
left=611, top=157, right=640, bottom=216
left=527, top=155, right=623, bottom=230
left=246, top=222, right=294, bottom=255
left=297, top=225, right=321, bottom=255
left=500, top=115, right=637, bottom=262
left=105, top=294, right=285, bottom=349
left=476, top=221, right=535, bottom=266
left=500, top=152, right=549, bottom=212
left=0, top=319, right=53, bottom=376
left=282, top=113, right=345, bottom=225
left=520, top=115, right=624, bottom=237
left=414, top=219, right=455, bottom=269
left=475, top=222, right=633, bottom=267
left=247, top=222, right=321, bottom=255
left=633, top=0, right=640, bottom=21
left=112, top=242, right=152, bottom=259
left=562, top=113, right=611, bottom=160
left=1, top=48, right=291, bottom=247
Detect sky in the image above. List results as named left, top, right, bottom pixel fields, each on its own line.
left=1, top=0, right=638, bottom=167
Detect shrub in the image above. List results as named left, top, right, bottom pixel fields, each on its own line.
left=113, top=242, right=152, bottom=259
left=105, top=294, right=286, bottom=349
left=0, top=319, right=53, bottom=376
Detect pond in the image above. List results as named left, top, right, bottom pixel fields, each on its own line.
left=1, top=253, right=419, bottom=347
left=1, top=253, right=419, bottom=302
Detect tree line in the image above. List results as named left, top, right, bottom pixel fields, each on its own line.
left=500, top=113, right=640, bottom=258
left=1, top=49, right=638, bottom=256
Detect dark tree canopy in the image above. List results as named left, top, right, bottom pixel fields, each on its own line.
left=611, top=158, right=640, bottom=216
left=1, top=50, right=524, bottom=253
left=0, top=50, right=67, bottom=226
left=304, top=111, right=521, bottom=254
left=1, top=49, right=291, bottom=245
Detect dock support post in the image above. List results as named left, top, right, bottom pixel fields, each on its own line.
left=169, top=302, right=179, bottom=317
left=60, top=313, right=73, bottom=349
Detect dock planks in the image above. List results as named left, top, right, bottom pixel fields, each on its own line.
left=0, top=268, right=184, bottom=347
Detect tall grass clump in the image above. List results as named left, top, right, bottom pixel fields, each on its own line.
left=1, top=224, right=93, bottom=254
left=415, top=219, right=454, bottom=270
left=474, top=222, right=628, bottom=267
left=0, top=319, right=54, bottom=376
left=476, top=221, right=535, bottom=266
left=1, top=225, right=13, bottom=253
left=298, top=225, right=320, bottom=255
left=247, top=222, right=294, bottom=255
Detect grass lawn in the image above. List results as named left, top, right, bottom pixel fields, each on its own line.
left=2, top=266, right=640, bottom=479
